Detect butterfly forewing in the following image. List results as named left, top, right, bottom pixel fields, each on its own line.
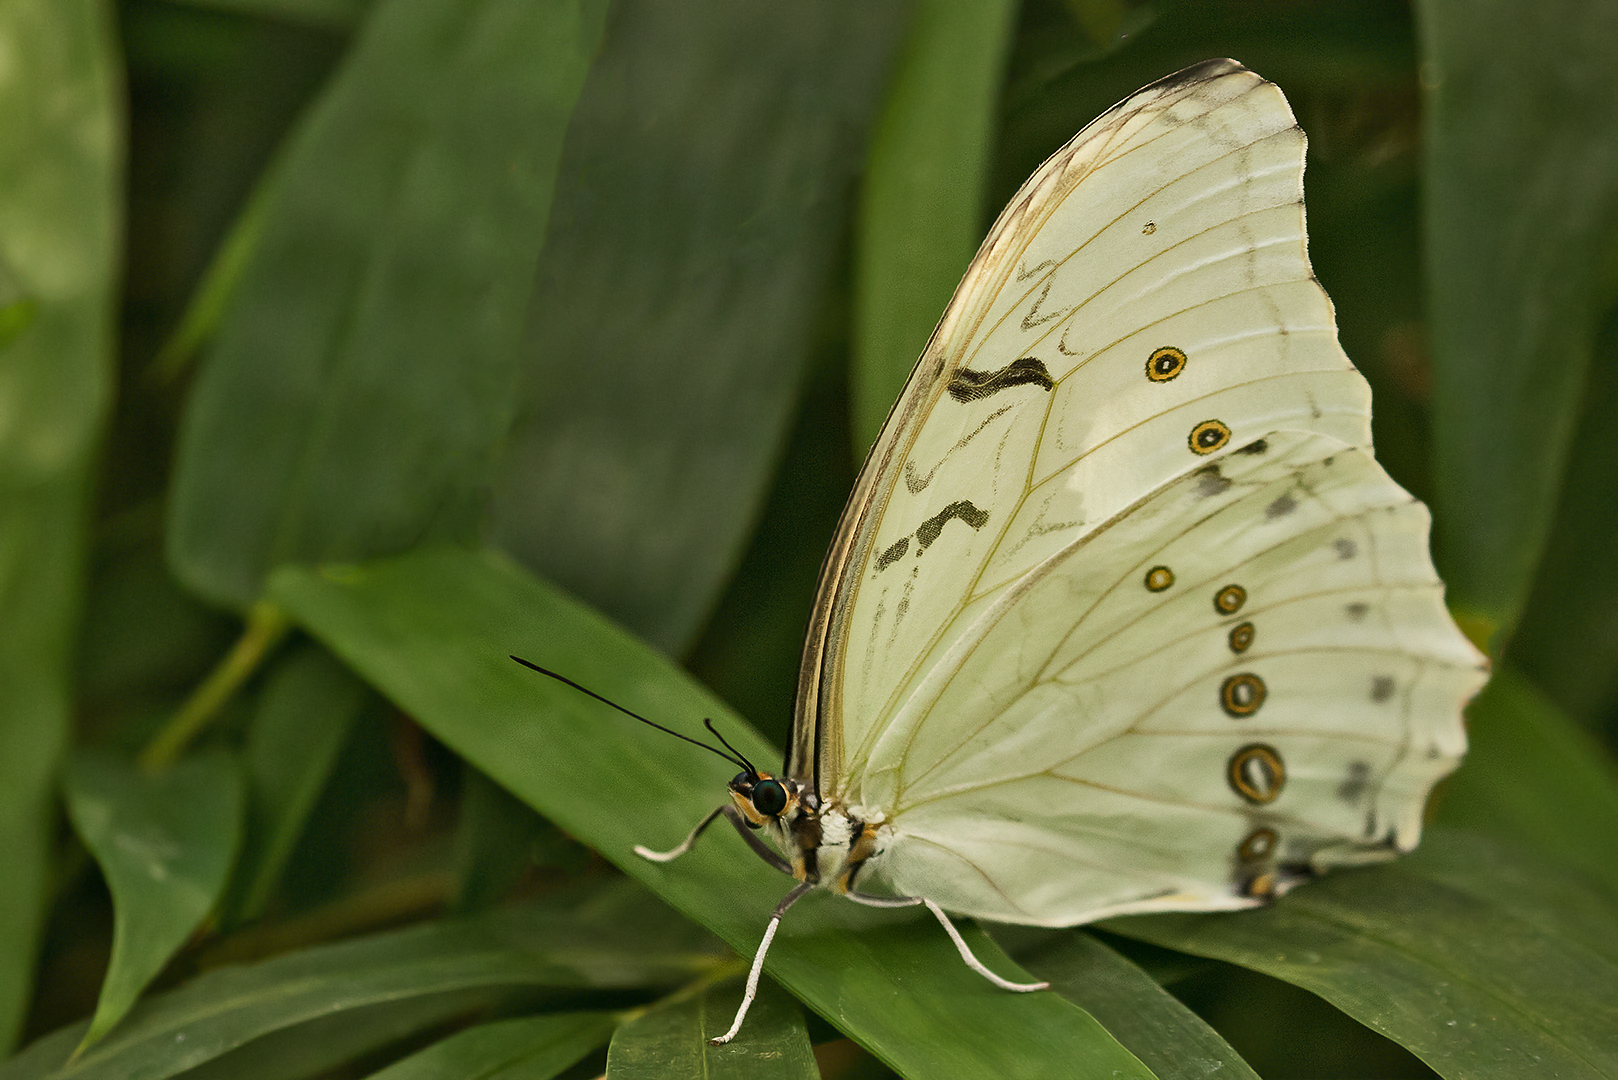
left=795, top=59, right=1485, bottom=922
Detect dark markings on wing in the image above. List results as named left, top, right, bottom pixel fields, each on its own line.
left=1370, top=674, right=1396, bottom=702
left=946, top=357, right=1055, bottom=403
left=1338, top=761, right=1372, bottom=802
left=1334, top=537, right=1358, bottom=559
left=1195, top=464, right=1231, bottom=497
left=876, top=536, right=909, bottom=572
left=875, top=501, right=990, bottom=575
left=1344, top=601, right=1370, bottom=621
left=915, top=500, right=989, bottom=551
left=1265, top=493, right=1297, bottom=518
left=1237, top=438, right=1269, bottom=455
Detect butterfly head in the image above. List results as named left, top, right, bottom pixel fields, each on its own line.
left=728, top=770, right=803, bottom=827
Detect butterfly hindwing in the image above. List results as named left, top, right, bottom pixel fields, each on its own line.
left=858, top=432, right=1479, bottom=922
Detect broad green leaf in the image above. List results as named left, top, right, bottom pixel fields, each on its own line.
left=64, top=750, right=244, bottom=1052
left=233, top=643, right=366, bottom=922
left=1435, top=667, right=1618, bottom=899
left=1107, top=828, right=1618, bottom=1080
left=170, top=991, right=505, bottom=1080
left=1418, top=0, right=1618, bottom=646
left=850, top=0, right=1017, bottom=453
left=270, top=547, right=1159, bottom=1080
left=1016, top=931, right=1261, bottom=1080
left=167, top=0, right=607, bottom=609
left=606, top=979, right=813, bottom=1079
left=1, top=880, right=717, bottom=1080
left=0, top=0, right=120, bottom=1051
left=489, top=0, right=907, bottom=654
left=364, top=1012, right=616, bottom=1080
left=1507, top=303, right=1618, bottom=728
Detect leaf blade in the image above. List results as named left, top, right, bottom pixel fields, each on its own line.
left=269, top=547, right=1161, bottom=1080
left=167, top=0, right=607, bottom=608
left=0, top=0, right=121, bottom=1050
left=64, top=750, right=245, bottom=1052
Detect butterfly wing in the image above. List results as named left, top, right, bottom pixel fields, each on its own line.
left=793, top=59, right=1486, bottom=923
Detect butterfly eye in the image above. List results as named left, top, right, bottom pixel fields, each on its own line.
left=751, top=779, right=788, bottom=817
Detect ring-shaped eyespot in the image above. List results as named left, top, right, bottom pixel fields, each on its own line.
left=1228, top=744, right=1285, bottom=805
left=1228, top=621, right=1255, bottom=654
left=1144, top=565, right=1174, bottom=592
left=1146, top=346, right=1187, bottom=382
left=751, top=778, right=788, bottom=817
left=1237, top=826, right=1277, bottom=862
left=1221, top=673, right=1267, bottom=717
left=1189, top=419, right=1231, bottom=455
left=1214, top=584, right=1246, bottom=615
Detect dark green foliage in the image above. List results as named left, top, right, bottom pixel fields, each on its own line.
left=2, top=0, right=1614, bottom=1077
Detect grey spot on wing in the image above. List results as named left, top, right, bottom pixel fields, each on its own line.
left=1338, top=762, right=1372, bottom=803
left=1344, top=602, right=1370, bottom=621
left=1334, top=537, right=1358, bottom=560
left=876, top=536, right=909, bottom=573
left=914, top=500, right=989, bottom=552
left=1371, top=675, right=1396, bottom=703
left=1363, top=809, right=1378, bottom=839
left=1236, top=438, right=1269, bottom=455
left=1195, top=465, right=1231, bottom=497
left=1265, top=493, right=1297, bottom=519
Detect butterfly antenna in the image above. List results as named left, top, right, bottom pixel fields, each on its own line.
left=509, top=656, right=748, bottom=771
left=703, top=718, right=758, bottom=777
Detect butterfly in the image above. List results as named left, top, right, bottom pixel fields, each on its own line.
left=519, top=57, right=1487, bottom=1045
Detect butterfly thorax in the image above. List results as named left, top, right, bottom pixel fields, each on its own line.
left=727, top=771, right=888, bottom=893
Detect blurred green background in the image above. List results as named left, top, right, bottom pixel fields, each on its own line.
left=1, top=0, right=1615, bottom=1077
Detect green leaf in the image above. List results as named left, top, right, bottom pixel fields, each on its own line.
left=1418, top=0, right=1618, bottom=645
left=488, top=0, right=907, bottom=653
left=167, top=0, right=608, bottom=609
left=170, top=992, right=505, bottom=1080
left=1106, top=828, right=1618, bottom=1080
left=606, top=979, right=814, bottom=1079
left=850, top=0, right=1018, bottom=453
left=64, top=750, right=245, bottom=1052
left=270, top=547, right=1160, bottom=1080
left=1435, top=667, right=1618, bottom=899
left=233, top=643, right=367, bottom=922
left=363, top=1012, right=616, bottom=1080
left=1015, top=931, right=1261, bottom=1080
left=1, top=880, right=716, bottom=1080
left=0, top=0, right=120, bottom=1051
left=1506, top=301, right=1618, bottom=727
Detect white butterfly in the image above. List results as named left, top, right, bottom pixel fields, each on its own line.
left=557, top=57, right=1488, bottom=1044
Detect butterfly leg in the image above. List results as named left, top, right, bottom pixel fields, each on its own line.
left=921, top=899, right=1049, bottom=992
left=844, top=891, right=1049, bottom=993
left=635, top=804, right=793, bottom=875
left=710, top=880, right=814, bottom=1045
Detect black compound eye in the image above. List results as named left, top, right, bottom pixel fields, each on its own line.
left=751, top=778, right=788, bottom=817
